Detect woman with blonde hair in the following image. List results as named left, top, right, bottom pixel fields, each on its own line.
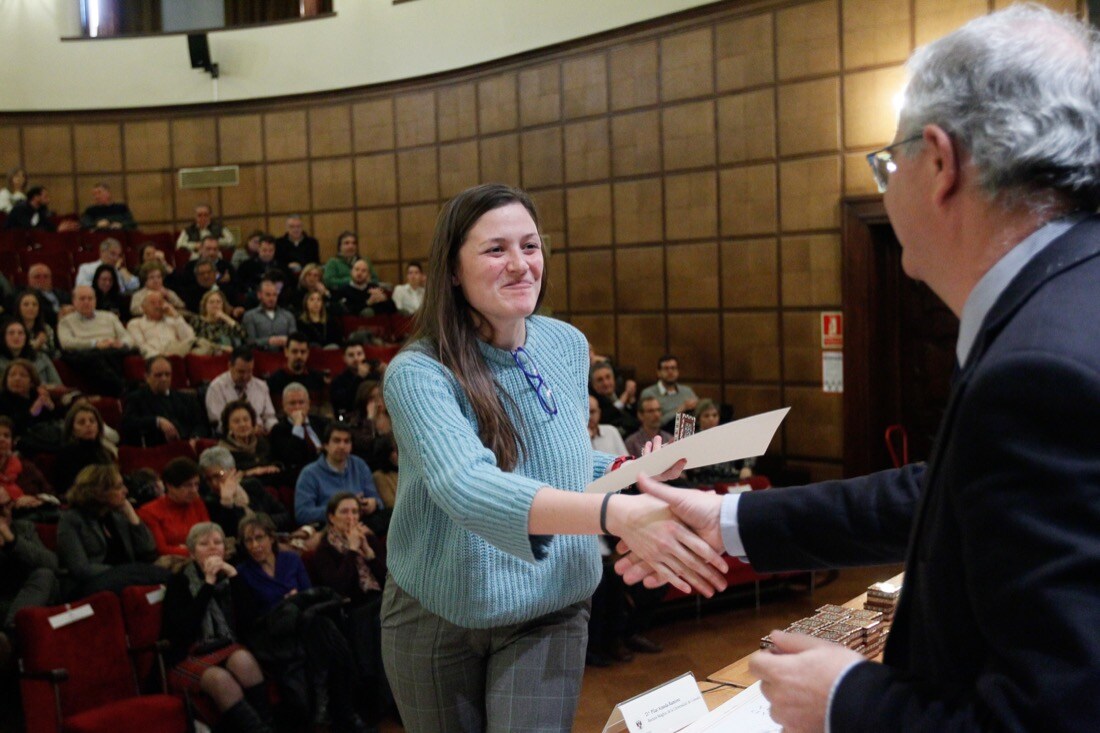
left=188, top=289, right=246, bottom=354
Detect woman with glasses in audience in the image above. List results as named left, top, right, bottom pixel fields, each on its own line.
left=161, top=521, right=273, bottom=733
left=14, top=291, right=59, bottom=358
left=379, top=183, right=726, bottom=732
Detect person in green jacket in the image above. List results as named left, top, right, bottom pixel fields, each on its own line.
left=323, top=231, right=378, bottom=291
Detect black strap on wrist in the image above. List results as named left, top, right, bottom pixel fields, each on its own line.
left=599, top=491, right=614, bottom=535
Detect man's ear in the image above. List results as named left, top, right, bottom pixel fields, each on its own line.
left=924, top=124, right=960, bottom=206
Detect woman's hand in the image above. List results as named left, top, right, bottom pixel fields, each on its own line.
left=31, top=332, right=48, bottom=351
left=120, top=499, right=142, bottom=525
left=604, top=491, right=728, bottom=597
left=14, top=495, right=43, bottom=509
left=641, top=435, right=686, bottom=482
left=202, top=556, right=236, bottom=583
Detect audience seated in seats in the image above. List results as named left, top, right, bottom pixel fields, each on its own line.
left=639, top=354, right=699, bottom=429
left=295, top=424, right=385, bottom=535
left=588, top=395, right=628, bottom=456
left=121, top=355, right=210, bottom=446
left=346, top=381, right=393, bottom=469
left=205, top=347, right=278, bottom=433
left=235, top=513, right=369, bottom=732
left=624, top=395, right=674, bottom=459
left=336, top=259, right=395, bottom=316
left=0, top=272, right=13, bottom=313
left=231, top=229, right=266, bottom=270
left=266, top=333, right=326, bottom=398
left=0, top=484, right=60, bottom=649
left=0, top=166, right=28, bottom=213
left=391, top=261, right=425, bottom=316
left=297, top=290, right=342, bottom=348
left=0, top=358, right=60, bottom=443
left=80, top=181, right=136, bottom=230
left=15, top=290, right=62, bottom=359
left=3, top=186, right=78, bottom=232
left=52, top=402, right=118, bottom=495
left=188, top=289, right=246, bottom=355
left=24, top=265, right=71, bottom=332
left=307, top=491, right=391, bottom=723
left=367, top=433, right=398, bottom=511
left=180, top=258, right=234, bottom=316
left=329, top=342, right=381, bottom=417
left=273, top=215, right=320, bottom=277
left=57, top=464, right=170, bottom=599
left=217, top=401, right=281, bottom=479
left=589, top=360, right=639, bottom=437
left=75, top=238, right=140, bottom=293
left=198, top=446, right=293, bottom=534
left=177, top=203, right=235, bottom=256
left=242, top=280, right=296, bottom=351
left=130, top=261, right=186, bottom=317
left=0, top=319, right=61, bottom=386
left=0, top=416, right=54, bottom=507
left=295, top=263, right=334, bottom=307
left=270, top=383, right=330, bottom=486
left=92, top=263, right=127, bottom=318
left=58, top=285, right=134, bottom=396
left=136, top=240, right=178, bottom=283
left=322, top=230, right=375, bottom=291
left=684, top=399, right=754, bottom=486
left=126, top=291, right=196, bottom=358
left=137, top=457, right=210, bottom=558
left=185, top=237, right=236, bottom=292
left=236, top=236, right=280, bottom=299
left=160, top=522, right=274, bottom=733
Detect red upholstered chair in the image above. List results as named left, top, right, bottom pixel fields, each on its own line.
left=87, top=396, right=123, bottom=432
left=122, top=354, right=146, bottom=385
left=0, top=251, right=20, bottom=279
left=71, top=248, right=101, bottom=269
left=15, top=591, right=189, bottom=733
left=27, top=230, right=80, bottom=251
left=118, top=441, right=197, bottom=476
left=362, top=344, right=401, bottom=364
left=340, top=315, right=389, bottom=340
left=185, top=353, right=229, bottom=386
left=119, top=585, right=168, bottom=691
left=0, top=228, right=30, bottom=251
left=307, top=347, right=345, bottom=376
left=251, top=349, right=284, bottom=378
left=52, top=358, right=99, bottom=395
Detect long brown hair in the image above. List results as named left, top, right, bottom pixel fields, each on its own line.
left=412, top=183, right=546, bottom=471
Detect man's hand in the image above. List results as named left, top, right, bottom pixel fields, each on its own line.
left=614, top=474, right=725, bottom=587
left=748, top=630, right=864, bottom=733
left=289, top=410, right=306, bottom=428
left=359, top=497, right=378, bottom=515
left=269, top=335, right=288, bottom=348
left=157, top=417, right=180, bottom=441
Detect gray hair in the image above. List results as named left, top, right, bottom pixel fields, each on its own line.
left=898, top=4, right=1100, bottom=212
left=185, top=522, right=225, bottom=554
left=198, top=445, right=235, bottom=471
left=98, top=237, right=122, bottom=253
left=282, top=382, right=308, bottom=400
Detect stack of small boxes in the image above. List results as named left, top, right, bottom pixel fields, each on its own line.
left=760, top=579, right=902, bottom=659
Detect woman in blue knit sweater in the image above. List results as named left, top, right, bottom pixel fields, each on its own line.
left=380, top=183, right=727, bottom=732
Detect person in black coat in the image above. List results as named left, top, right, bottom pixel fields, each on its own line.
left=267, top=385, right=329, bottom=484
left=196, top=446, right=293, bottom=534
left=273, top=216, right=319, bottom=278
left=120, top=356, right=210, bottom=446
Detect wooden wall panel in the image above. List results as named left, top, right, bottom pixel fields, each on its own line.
left=309, top=105, right=353, bottom=157
left=352, top=99, right=395, bottom=153
left=355, top=153, right=397, bottom=207
left=126, top=172, right=174, bottom=224
left=218, top=115, right=264, bottom=164
left=543, top=250, right=568, bottom=313
left=779, top=156, right=841, bottom=231
left=785, top=386, right=842, bottom=457
left=396, top=148, right=439, bottom=203
left=669, top=313, right=721, bottom=382
left=479, top=134, right=520, bottom=186
left=721, top=238, right=778, bottom=308
left=565, top=184, right=612, bottom=248
left=614, top=246, right=664, bottom=312
left=311, top=212, right=352, bottom=260
left=664, top=172, right=717, bottom=241
left=477, top=74, right=519, bottom=134
left=715, top=14, right=774, bottom=92
left=310, top=157, right=354, bottom=210
left=719, top=165, right=777, bottom=236
left=780, top=234, right=841, bottom=306
left=570, top=314, right=615, bottom=360
left=609, top=41, right=658, bottom=111
left=843, top=0, right=911, bottom=68
left=776, top=0, right=839, bottom=80
left=266, top=161, right=309, bottom=214
left=221, top=164, right=266, bottom=216
left=782, top=310, right=823, bottom=382
left=519, top=64, right=562, bottom=127
left=263, top=111, right=308, bottom=161
left=777, top=78, right=839, bottom=156
left=723, top=312, right=780, bottom=381
left=564, top=119, right=610, bottom=184
left=661, top=28, right=714, bottom=102
left=613, top=178, right=663, bottom=244
left=398, top=203, right=439, bottom=261
left=666, top=242, right=719, bottom=310
left=437, top=84, right=477, bottom=142
left=521, top=128, right=564, bottom=189
left=395, top=92, right=436, bottom=148
left=617, top=314, right=667, bottom=379
left=439, top=141, right=479, bottom=198
left=662, top=101, right=715, bottom=171
left=24, top=125, right=73, bottom=174
left=562, top=55, right=608, bottom=119
left=123, top=121, right=170, bottom=171
left=0, top=126, right=20, bottom=170
left=357, top=208, right=400, bottom=261
left=611, top=110, right=661, bottom=177
left=843, top=66, right=907, bottom=148
left=172, top=118, right=217, bottom=168
left=718, top=90, right=776, bottom=164
left=568, top=250, right=614, bottom=311
left=530, top=188, right=565, bottom=249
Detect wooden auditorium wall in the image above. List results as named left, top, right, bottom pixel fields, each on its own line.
left=0, top=0, right=1080, bottom=481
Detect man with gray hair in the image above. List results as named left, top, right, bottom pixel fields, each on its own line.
left=196, top=446, right=292, bottom=533
left=618, top=6, right=1100, bottom=731
left=267, top=383, right=330, bottom=483
left=74, top=237, right=139, bottom=293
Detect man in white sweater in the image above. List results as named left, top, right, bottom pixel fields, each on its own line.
left=57, top=286, right=134, bottom=395
left=126, top=291, right=196, bottom=358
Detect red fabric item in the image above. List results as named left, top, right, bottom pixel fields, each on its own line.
left=137, top=495, right=210, bottom=557
left=1, top=454, right=25, bottom=499
left=64, top=695, right=188, bottom=733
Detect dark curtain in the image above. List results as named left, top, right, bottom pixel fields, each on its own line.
left=94, top=0, right=161, bottom=36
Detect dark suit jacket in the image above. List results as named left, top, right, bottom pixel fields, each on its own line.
left=4, top=201, right=55, bottom=230
left=120, top=385, right=211, bottom=446
left=274, top=234, right=320, bottom=271
left=268, top=414, right=331, bottom=480
left=57, top=506, right=158, bottom=581
left=738, top=215, right=1100, bottom=732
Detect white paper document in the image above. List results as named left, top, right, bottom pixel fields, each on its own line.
left=603, top=672, right=709, bottom=733
left=677, top=682, right=780, bottom=733
left=586, top=408, right=789, bottom=494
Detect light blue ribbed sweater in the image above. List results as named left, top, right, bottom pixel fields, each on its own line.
left=383, top=315, right=616, bottom=628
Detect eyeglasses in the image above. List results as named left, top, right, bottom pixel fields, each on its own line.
left=866, top=134, right=922, bottom=193
left=511, top=346, right=558, bottom=416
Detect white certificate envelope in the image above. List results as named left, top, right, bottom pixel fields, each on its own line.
left=585, top=408, right=790, bottom=494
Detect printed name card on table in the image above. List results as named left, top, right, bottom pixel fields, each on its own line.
left=603, top=672, right=710, bottom=733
